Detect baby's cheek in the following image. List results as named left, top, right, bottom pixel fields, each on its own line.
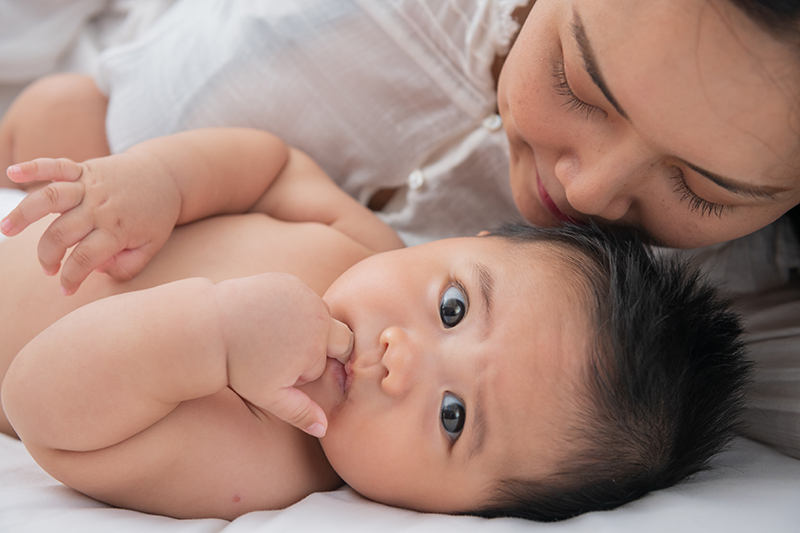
left=318, top=422, right=357, bottom=480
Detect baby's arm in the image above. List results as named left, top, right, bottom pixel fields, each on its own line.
left=1, top=128, right=291, bottom=294
left=2, top=274, right=351, bottom=516
left=2, top=129, right=403, bottom=295
left=255, top=147, right=405, bottom=253
left=3, top=273, right=351, bottom=445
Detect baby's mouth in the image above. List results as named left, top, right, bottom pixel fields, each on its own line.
left=343, top=345, right=357, bottom=393
left=331, top=358, right=348, bottom=393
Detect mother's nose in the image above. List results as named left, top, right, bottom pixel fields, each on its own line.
left=379, top=327, right=419, bottom=396
left=558, top=140, right=651, bottom=222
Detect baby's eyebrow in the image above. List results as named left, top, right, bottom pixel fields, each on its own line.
left=473, top=261, right=494, bottom=328
left=466, top=261, right=493, bottom=461
left=467, top=385, right=487, bottom=460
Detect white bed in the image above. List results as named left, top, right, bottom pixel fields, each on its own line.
left=2, top=432, right=799, bottom=533
left=2, top=2, right=800, bottom=532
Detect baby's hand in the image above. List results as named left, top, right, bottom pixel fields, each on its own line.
left=0, top=156, right=181, bottom=295
left=216, top=273, right=353, bottom=438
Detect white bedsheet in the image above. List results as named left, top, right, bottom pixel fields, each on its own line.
left=1, top=433, right=799, bottom=533
left=0, top=188, right=25, bottom=243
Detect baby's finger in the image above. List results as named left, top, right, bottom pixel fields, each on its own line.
left=327, top=319, right=354, bottom=364
left=0, top=181, right=84, bottom=237
left=97, top=247, right=155, bottom=282
left=6, top=158, right=84, bottom=184
left=59, top=230, right=123, bottom=295
left=36, top=210, right=93, bottom=275
left=265, top=387, right=328, bottom=438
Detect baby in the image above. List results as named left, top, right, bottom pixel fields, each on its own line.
left=0, top=108, right=750, bottom=522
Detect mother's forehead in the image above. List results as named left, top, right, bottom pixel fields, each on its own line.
left=574, top=0, right=800, bottom=177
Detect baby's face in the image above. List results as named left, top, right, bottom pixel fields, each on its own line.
left=301, top=236, right=592, bottom=513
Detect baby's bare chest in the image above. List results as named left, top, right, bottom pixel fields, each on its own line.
left=0, top=214, right=366, bottom=348
left=0, top=214, right=368, bottom=407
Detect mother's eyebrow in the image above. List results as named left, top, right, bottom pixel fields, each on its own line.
left=571, top=10, right=628, bottom=121
left=571, top=9, right=786, bottom=201
left=685, top=162, right=785, bottom=199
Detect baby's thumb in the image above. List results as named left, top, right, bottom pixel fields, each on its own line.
left=266, top=386, right=329, bottom=438
left=327, top=318, right=353, bottom=364
left=98, top=249, right=152, bottom=281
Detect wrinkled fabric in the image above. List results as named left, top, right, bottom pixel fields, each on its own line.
left=96, top=0, right=528, bottom=245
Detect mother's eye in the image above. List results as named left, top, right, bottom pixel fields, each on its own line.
left=440, top=285, right=467, bottom=328
left=441, top=392, right=466, bottom=441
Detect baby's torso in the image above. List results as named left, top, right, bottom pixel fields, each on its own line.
left=0, top=213, right=370, bottom=508
left=0, top=213, right=368, bottom=345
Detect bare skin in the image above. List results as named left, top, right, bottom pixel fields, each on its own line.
left=0, top=210, right=375, bottom=518
left=0, top=125, right=398, bottom=517
left=0, top=74, right=109, bottom=190
left=0, top=75, right=591, bottom=521
left=0, top=74, right=404, bottom=514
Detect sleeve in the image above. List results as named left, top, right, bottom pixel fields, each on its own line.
left=737, top=279, right=800, bottom=460
left=661, top=216, right=800, bottom=459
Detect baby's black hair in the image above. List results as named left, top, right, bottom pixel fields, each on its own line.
left=472, top=223, right=751, bottom=521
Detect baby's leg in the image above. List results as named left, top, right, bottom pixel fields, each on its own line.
left=0, top=73, right=110, bottom=190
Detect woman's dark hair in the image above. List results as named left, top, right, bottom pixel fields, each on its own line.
left=729, top=0, right=800, bottom=42
left=726, top=1, right=800, bottom=238
left=469, top=223, right=751, bottom=522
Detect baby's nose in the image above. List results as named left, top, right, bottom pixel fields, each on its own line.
left=379, top=327, right=418, bottom=396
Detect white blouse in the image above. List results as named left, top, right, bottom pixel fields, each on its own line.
left=96, top=0, right=529, bottom=245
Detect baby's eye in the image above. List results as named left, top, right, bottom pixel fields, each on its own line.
left=440, top=285, right=467, bottom=328
left=441, top=392, right=466, bottom=441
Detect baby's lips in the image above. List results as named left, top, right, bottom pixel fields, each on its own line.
left=327, top=318, right=354, bottom=363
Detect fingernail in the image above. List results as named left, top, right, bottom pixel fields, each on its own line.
left=7, top=165, right=21, bottom=176
left=306, top=423, right=326, bottom=438
left=329, top=319, right=354, bottom=361
left=344, top=330, right=354, bottom=357
left=0, top=218, right=11, bottom=234
left=60, top=286, right=73, bottom=296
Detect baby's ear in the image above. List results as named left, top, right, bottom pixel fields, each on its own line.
left=476, top=230, right=491, bottom=237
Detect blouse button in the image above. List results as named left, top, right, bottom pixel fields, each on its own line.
left=408, top=169, right=426, bottom=190
left=482, top=114, right=502, bottom=131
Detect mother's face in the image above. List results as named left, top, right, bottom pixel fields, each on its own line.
left=498, top=0, right=800, bottom=248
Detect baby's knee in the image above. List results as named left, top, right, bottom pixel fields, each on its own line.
left=5, top=74, right=107, bottom=130
left=15, top=73, right=105, bottom=113
left=0, top=73, right=109, bottom=175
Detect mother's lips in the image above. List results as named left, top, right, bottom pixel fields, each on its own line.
left=537, top=175, right=580, bottom=224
